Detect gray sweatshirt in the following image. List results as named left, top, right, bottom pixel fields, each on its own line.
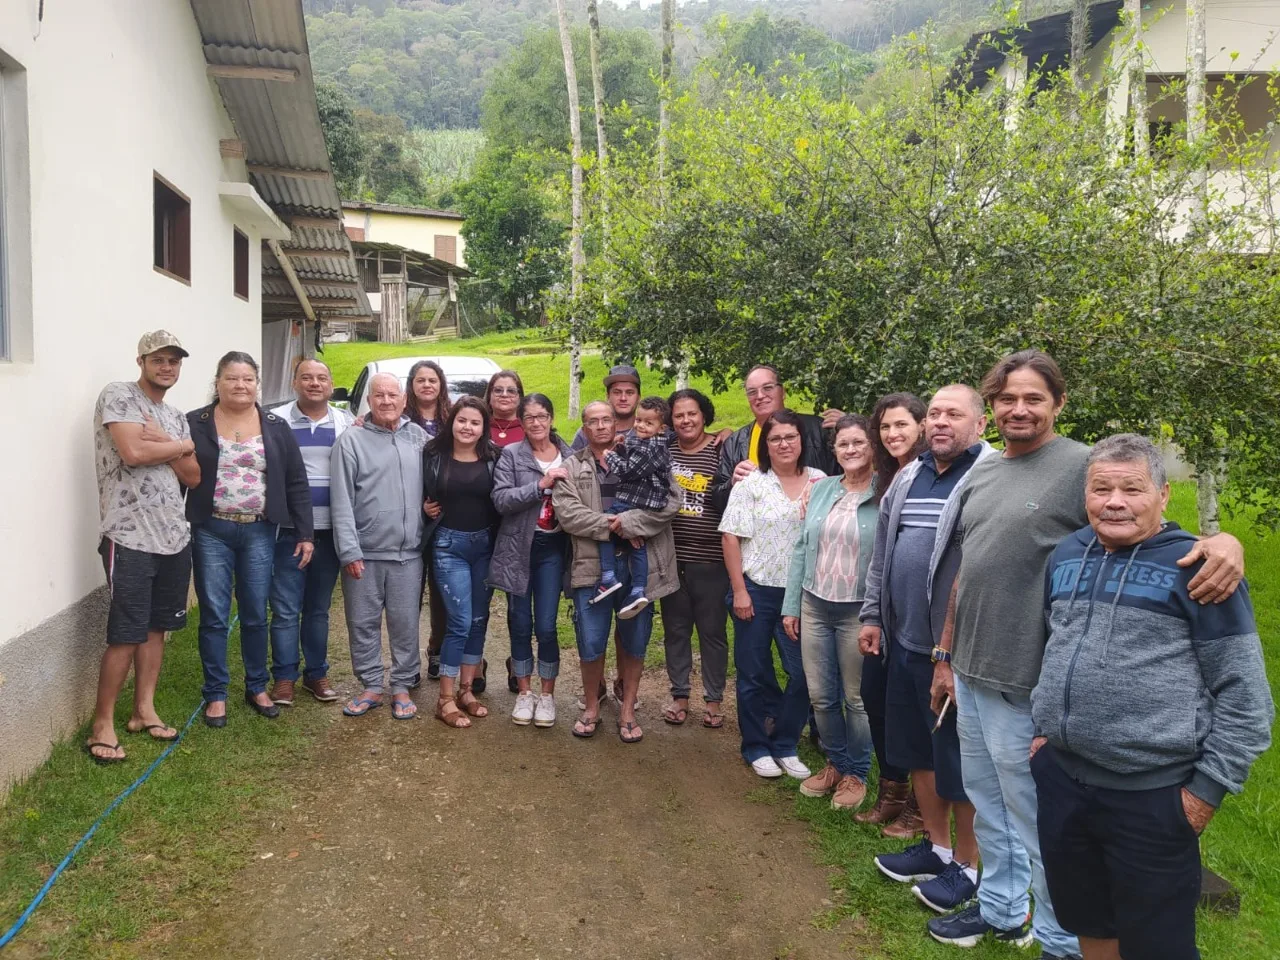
left=330, top=419, right=428, bottom=566
left=1034, top=523, right=1274, bottom=807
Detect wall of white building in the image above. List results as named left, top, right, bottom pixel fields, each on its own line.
left=0, top=0, right=267, bottom=786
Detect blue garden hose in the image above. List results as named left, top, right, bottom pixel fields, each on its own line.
left=0, top=614, right=238, bottom=949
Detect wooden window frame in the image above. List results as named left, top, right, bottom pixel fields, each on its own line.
left=153, top=172, right=191, bottom=285
left=233, top=227, right=249, bottom=300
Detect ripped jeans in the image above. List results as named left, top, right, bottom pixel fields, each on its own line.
left=431, top=527, right=494, bottom=679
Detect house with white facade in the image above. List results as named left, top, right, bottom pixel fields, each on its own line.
left=0, top=0, right=369, bottom=788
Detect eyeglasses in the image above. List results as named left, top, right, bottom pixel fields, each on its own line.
left=836, top=440, right=870, bottom=451
left=522, top=413, right=551, bottom=424
left=745, top=383, right=780, bottom=400
left=767, top=433, right=801, bottom=447
left=584, top=417, right=614, bottom=428
left=491, top=386, right=520, bottom=396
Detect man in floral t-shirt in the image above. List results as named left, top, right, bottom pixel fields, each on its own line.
left=87, top=331, right=201, bottom=764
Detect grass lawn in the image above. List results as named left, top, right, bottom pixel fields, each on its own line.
left=321, top=330, right=768, bottom=436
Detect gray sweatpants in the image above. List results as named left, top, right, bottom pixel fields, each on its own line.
left=659, top=560, right=730, bottom=702
left=342, top=557, right=423, bottom=695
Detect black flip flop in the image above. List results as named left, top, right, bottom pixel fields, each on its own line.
left=572, top=714, right=601, bottom=739
left=618, top=721, right=644, bottom=744
left=127, top=723, right=178, bottom=742
left=84, top=741, right=126, bottom=765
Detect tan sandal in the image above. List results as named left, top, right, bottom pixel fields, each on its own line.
left=436, top=695, right=472, bottom=728
left=458, top=682, right=489, bottom=718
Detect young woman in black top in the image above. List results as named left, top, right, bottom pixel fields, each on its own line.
left=423, top=396, right=500, bottom=728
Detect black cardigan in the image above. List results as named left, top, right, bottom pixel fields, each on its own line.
left=185, top=403, right=315, bottom=539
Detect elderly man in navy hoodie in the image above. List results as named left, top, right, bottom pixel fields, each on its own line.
left=1031, top=434, right=1273, bottom=960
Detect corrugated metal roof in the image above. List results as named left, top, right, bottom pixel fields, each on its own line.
left=189, top=0, right=370, bottom=322
left=342, top=200, right=465, bottom=221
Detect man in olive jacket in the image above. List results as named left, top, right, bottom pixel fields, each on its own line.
left=553, top=401, right=680, bottom=742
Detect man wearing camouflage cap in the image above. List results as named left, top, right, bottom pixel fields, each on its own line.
left=86, top=331, right=200, bottom=763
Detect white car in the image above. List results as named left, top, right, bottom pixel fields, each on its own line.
left=343, top=355, right=503, bottom=419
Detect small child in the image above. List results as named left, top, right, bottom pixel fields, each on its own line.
left=593, top=395, right=672, bottom=619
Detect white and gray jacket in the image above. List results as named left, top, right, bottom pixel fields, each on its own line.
left=330, top=419, right=428, bottom=566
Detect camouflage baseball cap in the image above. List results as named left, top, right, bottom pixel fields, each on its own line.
left=137, top=330, right=189, bottom=358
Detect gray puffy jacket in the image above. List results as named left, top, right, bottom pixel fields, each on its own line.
left=487, top=437, right=573, bottom=596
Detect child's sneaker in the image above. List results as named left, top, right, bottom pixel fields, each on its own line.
left=590, top=579, right=624, bottom=605
left=617, top=593, right=650, bottom=620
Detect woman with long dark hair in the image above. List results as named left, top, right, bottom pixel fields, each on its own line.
left=489, top=393, right=573, bottom=727
left=422, top=396, right=500, bottom=728
left=720, top=409, right=826, bottom=780
left=406, top=360, right=451, bottom=437
left=186, top=352, right=312, bottom=727
left=484, top=369, right=525, bottom=447
left=857, top=392, right=927, bottom=834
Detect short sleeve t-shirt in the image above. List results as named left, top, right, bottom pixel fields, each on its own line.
left=719, top=467, right=824, bottom=588
left=669, top=439, right=725, bottom=563
left=94, top=381, right=192, bottom=555
left=952, top=436, right=1090, bottom=693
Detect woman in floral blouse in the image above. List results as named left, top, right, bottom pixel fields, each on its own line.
left=720, top=409, right=827, bottom=780
left=187, top=352, right=312, bottom=728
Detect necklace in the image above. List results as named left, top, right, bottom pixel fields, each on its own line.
left=494, top=417, right=519, bottom=440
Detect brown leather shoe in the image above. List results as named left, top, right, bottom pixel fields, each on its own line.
left=799, top=763, right=842, bottom=798
left=302, top=676, right=339, bottom=703
left=881, top=790, right=925, bottom=839
left=855, top=778, right=910, bottom=825
left=269, top=680, right=295, bottom=706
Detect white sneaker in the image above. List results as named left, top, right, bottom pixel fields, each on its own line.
left=511, top=691, right=535, bottom=725
left=751, top=756, right=784, bottom=778
left=534, top=694, right=557, bottom=728
left=776, top=755, right=811, bottom=779
left=617, top=595, right=650, bottom=620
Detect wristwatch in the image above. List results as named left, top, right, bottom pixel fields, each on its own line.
left=931, top=646, right=952, bottom=664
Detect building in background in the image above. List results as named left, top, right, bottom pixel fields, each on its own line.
left=0, top=0, right=368, bottom=789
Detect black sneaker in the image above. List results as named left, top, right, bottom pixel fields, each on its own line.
left=472, top=658, right=489, bottom=694
left=426, top=654, right=441, bottom=680
left=874, top=837, right=948, bottom=883
left=506, top=657, right=519, bottom=694
left=912, top=860, right=978, bottom=914
left=590, top=580, right=623, bottom=604
left=409, top=673, right=422, bottom=690
left=926, top=903, right=1033, bottom=948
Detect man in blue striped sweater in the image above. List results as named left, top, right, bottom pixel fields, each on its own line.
left=268, top=359, right=355, bottom=705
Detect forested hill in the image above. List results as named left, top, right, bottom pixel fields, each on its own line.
left=303, top=0, right=957, bottom=130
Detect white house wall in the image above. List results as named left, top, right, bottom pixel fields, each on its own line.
left=0, top=0, right=266, bottom=787
left=1139, top=0, right=1280, bottom=75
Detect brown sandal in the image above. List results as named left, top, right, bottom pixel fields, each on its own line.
left=458, top=682, right=489, bottom=718
left=436, top=695, right=472, bottom=728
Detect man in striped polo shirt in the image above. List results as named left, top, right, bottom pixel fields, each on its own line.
left=268, top=359, right=355, bottom=705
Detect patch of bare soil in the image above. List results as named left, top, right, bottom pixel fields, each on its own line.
left=150, top=610, right=863, bottom=960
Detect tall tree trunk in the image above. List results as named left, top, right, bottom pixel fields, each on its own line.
left=1126, top=0, right=1149, bottom=157
left=1195, top=457, right=1225, bottom=536
left=657, top=0, right=690, bottom=388
left=1070, top=0, right=1089, bottom=91
left=556, top=0, right=586, bottom=419
left=586, top=0, right=608, bottom=218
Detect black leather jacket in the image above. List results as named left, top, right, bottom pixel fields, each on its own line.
left=712, top=412, right=837, bottom=511
left=421, top=450, right=500, bottom=546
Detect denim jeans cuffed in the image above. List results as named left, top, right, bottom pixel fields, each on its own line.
left=799, top=592, right=872, bottom=779
left=269, top=529, right=340, bottom=683
left=729, top=577, right=809, bottom=764
left=572, top=564, right=654, bottom=663
left=432, top=527, right=494, bottom=679
left=192, top=517, right=277, bottom=701
left=955, top=672, right=1080, bottom=957
left=507, top=531, right=565, bottom=680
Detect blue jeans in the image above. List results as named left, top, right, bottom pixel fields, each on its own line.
left=192, top=518, right=276, bottom=701
left=507, top=531, right=564, bottom=680
left=799, top=592, right=872, bottom=779
left=955, top=673, right=1080, bottom=957
left=596, top=500, right=648, bottom=594
left=432, top=527, right=493, bottom=679
left=729, top=578, right=809, bottom=764
left=572, top=564, right=654, bottom=662
left=269, top=529, right=340, bottom=683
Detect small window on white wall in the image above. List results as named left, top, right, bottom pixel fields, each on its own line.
left=0, top=65, right=9, bottom=359
left=0, top=50, right=33, bottom=364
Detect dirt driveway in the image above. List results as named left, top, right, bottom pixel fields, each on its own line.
left=151, top=621, right=862, bottom=960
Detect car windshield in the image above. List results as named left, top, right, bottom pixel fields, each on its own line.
left=395, top=375, right=492, bottom=403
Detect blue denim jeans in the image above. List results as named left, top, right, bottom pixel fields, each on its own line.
left=507, top=531, right=564, bottom=680
left=729, top=578, right=809, bottom=764
left=596, top=499, right=649, bottom=593
left=799, top=592, right=872, bottom=779
left=192, top=517, right=277, bottom=701
left=572, top=563, right=654, bottom=662
left=955, top=673, right=1080, bottom=957
left=860, top=643, right=908, bottom=783
left=269, top=529, right=340, bottom=683
left=432, top=527, right=494, bottom=679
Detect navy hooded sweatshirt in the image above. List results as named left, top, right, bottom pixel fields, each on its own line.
left=1032, top=522, right=1273, bottom=808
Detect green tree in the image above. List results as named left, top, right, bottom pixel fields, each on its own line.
left=316, top=80, right=365, bottom=196
left=456, top=149, right=566, bottom=326
left=355, top=109, right=424, bottom=203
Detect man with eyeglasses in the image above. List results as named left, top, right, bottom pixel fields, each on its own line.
left=714, top=365, right=837, bottom=504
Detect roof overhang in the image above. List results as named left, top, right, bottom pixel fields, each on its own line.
left=219, top=182, right=291, bottom=241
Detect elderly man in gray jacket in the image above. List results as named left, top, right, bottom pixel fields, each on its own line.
left=331, top=373, right=429, bottom=720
